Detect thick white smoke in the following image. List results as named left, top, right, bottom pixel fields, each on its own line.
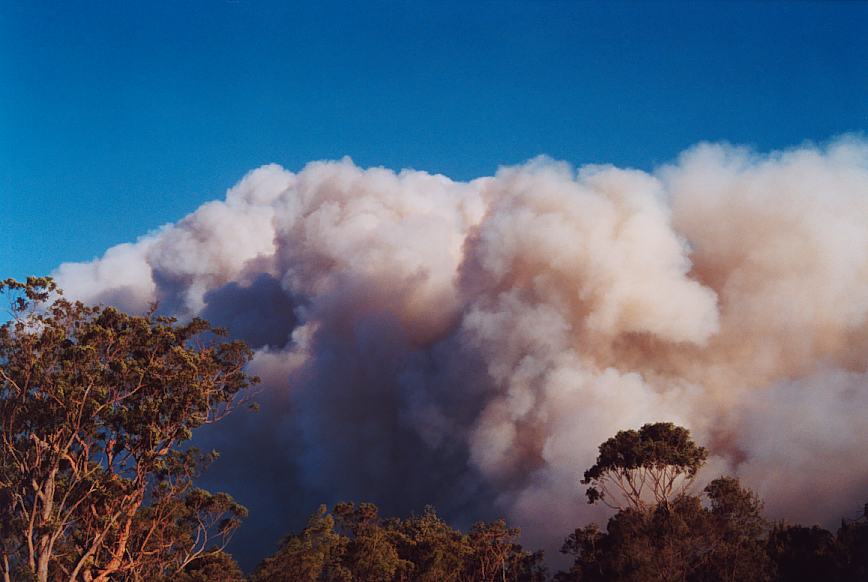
left=55, top=139, right=868, bottom=560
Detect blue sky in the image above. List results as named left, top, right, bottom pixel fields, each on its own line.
left=2, top=0, right=866, bottom=281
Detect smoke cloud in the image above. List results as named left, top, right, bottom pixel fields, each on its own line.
left=54, top=139, right=868, bottom=565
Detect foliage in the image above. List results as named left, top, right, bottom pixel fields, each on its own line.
left=767, top=508, right=868, bottom=582
left=581, top=422, right=708, bottom=511
left=559, top=479, right=771, bottom=581
left=767, top=524, right=837, bottom=582
left=253, top=503, right=546, bottom=582
left=169, top=550, right=245, bottom=582
left=558, top=423, right=868, bottom=582
left=386, top=505, right=472, bottom=582
left=835, top=505, right=868, bottom=581
left=0, top=277, right=258, bottom=582
left=259, top=490, right=865, bottom=582
left=250, top=505, right=352, bottom=582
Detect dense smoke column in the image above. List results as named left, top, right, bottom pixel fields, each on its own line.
left=55, top=140, right=868, bottom=567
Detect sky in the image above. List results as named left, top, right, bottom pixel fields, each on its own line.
left=2, top=0, right=866, bottom=282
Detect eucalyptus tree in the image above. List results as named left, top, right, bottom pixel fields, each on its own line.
left=0, top=278, right=258, bottom=582
left=560, top=424, right=771, bottom=582
left=253, top=503, right=546, bottom=582
left=581, top=422, right=708, bottom=511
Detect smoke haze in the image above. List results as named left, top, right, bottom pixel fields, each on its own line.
left=55, top=139, right=868, bottom=565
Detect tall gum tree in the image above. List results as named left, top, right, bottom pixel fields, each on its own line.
left=0, top=278, right=259, bottom=582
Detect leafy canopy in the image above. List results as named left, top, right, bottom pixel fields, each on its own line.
left=0, top=277, right=258, bottom=582
left=253, top=503, right=546, bottom=582
left=582, top=422, right=708, bottom=510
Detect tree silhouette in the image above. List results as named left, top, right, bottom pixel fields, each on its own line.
left=581, top=422, right=708, bottom=511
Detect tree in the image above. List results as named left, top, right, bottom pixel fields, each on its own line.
left=254, top=503, right=546, bottom=582
left=557, top=496, right=704, bottom=582
left=700, top=476, right=772, bottom=582
left=835, top=503, right=868, bottom=581
left=767, top=524, right=839, bottom=582
left=387, top=506, right=471, bottom=582
left=464, top=519, right=546, bottom=582
left=559, top=480, right=773, bottom=582
left=766, top=501, right=868, bottom=582
left=250, top=505, right=351, bottom=582
left=0, top=277, right=258, bottom=582
left=333, top=502, right=413, bottom=582
left=169, top=550, right=245, bottom=582
left=581, top=422, right=708, bottom=511
left=560, top=424, right=771, bottom=582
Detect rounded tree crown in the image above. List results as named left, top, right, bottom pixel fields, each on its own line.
left=582, top=422, right=708, bottom=509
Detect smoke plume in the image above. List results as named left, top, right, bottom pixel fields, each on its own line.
left=54, top=139, right=868, bottom=565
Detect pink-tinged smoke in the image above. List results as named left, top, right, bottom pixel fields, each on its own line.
left=55, top=139, right=868, bottom=558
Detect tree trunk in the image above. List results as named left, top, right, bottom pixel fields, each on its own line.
left=36, top=468, right=58, bottom=582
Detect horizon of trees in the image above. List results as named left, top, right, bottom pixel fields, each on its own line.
left=1, top=278, right=866, bottom=581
